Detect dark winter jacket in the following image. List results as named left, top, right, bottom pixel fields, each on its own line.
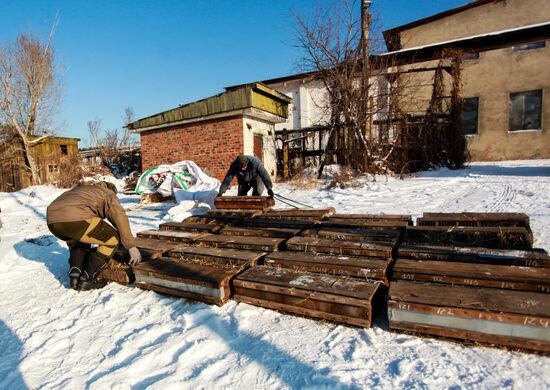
left=219, top=155, right=273, bottom=194
left=47, top=182, right=136, bottom=248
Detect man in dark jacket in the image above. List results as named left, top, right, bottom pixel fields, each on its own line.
left=218, top=154, right=274, bottom=197
left=47, top=181, right=142, bottom=291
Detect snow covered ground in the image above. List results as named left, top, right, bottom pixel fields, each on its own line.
left=1, top=160, right=549, bottom=389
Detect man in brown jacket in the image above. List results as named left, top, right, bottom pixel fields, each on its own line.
left=47, top=181, right=142, bottom=291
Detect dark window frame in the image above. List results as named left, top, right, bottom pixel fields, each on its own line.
left=463, top=52, right=480, bottom=61
left=60, top=144, right=68, bottom=155
left=509, top=89, right=543, bottom=132
left=512, top=41, right=546, bottom=52
left=462, top=97, right=479, bottom=136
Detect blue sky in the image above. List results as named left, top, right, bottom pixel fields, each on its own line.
left=0, top=0, right=468, bottom=145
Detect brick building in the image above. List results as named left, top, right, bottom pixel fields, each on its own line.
left=126, top=83, right=291, bottom=180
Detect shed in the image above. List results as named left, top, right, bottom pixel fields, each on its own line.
left=126, top=83, right=291, bottom=180
left=0, top=135, right=80, bottom=192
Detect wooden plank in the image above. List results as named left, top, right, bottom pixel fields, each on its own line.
left=286, top=236, right=393, bottom=258
left=215, top=196, right=275, bottom=210
left=263, top=208, right=336, bottom=218
left=302, top=227, right=401, bottom=244
left=419, top=212, right=530, bottom=228
left=133, top=257, right=242, bottom=305
left=219, top=226, right=301, bottom=238
left=319, top=219, right=410, bottom=229
left=265, top=251, right=389, bottom=283
left=329, top=213, right=412, bottom=225
left=167, top=245, right=266, bottom=268
left=158, top=222, right=222, bottom=233
left=392, top=259, right=550, bottom=293
left=182, top=216, right=221, bottom=224
left=136, top=229, right=209, bottom=243
left=258, top=208, right=335, bottom=221
left=234, top=266, right=384, bottom=327
left=206, top=209, right=263, bottom=217
left=194, top=234, right=284, bottom=252
left=397, top=245, right=550, bottom=267
left=389, top=281, right=550, bottom=317
left=404, top=226, right=532, bottom=250
left=240, top=217, right=316, bottom=230
left=388, top=300, right=550, bottom=352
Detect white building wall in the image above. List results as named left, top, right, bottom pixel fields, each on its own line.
left=242, top=118, right=278, bottom=179
left=266, top=79, right=330, bottom=131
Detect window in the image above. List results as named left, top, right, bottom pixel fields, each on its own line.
left=462, top=97, right=479, bottom=135
left=48, top=165, right=59, bottom=173
left=512, top=41, right=546, bottom=52
left=60, top=145, right=68, bottom=155
left=509, top=90, right=542, bottom=131
left=463, top=52, right=479, bottom=60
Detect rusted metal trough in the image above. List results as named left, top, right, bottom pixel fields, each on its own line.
left=417, top=212, right=531, bottom=229
left=234, top=266, right=385, bottom=327
left=214, top=195, right=275, bottom=210
left=133, top=246, right=266, bottom=306
left=285, top=236, right=394, bottom=258
left=403, top=225, right=532, bottom=250
left=137, top=229, right=210, bottom=243
left=397, top=245, right=549, bottom=267
left=100, top=238, right=179, bottom=284
left=388, top=281, right=550, bottom=353
left=264, top=251, right=391, bottom=285
left=320, top=213, right=413, bottom=229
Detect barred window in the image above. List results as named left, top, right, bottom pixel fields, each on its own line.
left=462, top=97, right=479, bottom=135
left=509, top=90, right=542, bottom=131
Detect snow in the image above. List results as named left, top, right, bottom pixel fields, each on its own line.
left=1, top=159, right=549, bottom=389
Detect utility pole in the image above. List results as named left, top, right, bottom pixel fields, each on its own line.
left=361, top=0, right=372, bottom=153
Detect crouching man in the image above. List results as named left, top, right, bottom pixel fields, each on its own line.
left=218, top=154, right=274, bottom=198
left=47, top=181, right=142, bottom=291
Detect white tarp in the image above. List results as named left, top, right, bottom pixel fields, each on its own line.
left=134, top=161, right=220, bottom=218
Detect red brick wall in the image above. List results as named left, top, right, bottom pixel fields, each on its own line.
left=140, top=116, right=244, bottom=180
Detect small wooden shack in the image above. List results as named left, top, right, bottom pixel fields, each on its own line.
left=0, top=135, right=79, bottom=192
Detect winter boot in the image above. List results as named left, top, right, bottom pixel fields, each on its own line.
left=68, top=267, right=82, bottom=290
left=68, top=244, right=90, bottom=290
left=78, top=250, right=109, bottom=291
left=77, top=270, right=108, bottom=291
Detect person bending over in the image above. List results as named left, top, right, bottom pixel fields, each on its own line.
left=47, top=181, right=142, bottom=291
left=217, top=154, right=274, bottom=198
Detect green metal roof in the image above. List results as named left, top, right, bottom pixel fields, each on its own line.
left=127, top=82, right=291, bottom=131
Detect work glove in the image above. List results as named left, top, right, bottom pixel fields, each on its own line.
left=267, top=188, right=274, bottom=199
left=128, top=247, right=142, bottom=266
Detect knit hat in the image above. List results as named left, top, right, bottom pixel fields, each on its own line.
left=236, top=154, right=249, bottom=169
left=102, top=181, right=118, bottom=194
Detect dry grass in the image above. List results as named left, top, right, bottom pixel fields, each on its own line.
left=54, top=156, right=112, bottom=188
left=323, top=169, right=364, bottom=190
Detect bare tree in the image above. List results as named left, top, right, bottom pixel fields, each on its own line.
left=86, top=107, right=140, bottom=174
left=86, top=118, right=102, bottom=165
left=0, top=32, right=60, bottom=184
left=293, top=0, right=395, bottom=175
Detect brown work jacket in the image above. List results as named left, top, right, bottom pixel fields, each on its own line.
left=47, top=183, right=136, bottom=248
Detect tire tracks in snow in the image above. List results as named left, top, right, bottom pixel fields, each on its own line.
left=487, top=183, right=516, bottom=212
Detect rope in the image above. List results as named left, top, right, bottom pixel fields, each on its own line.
left=273, top=193, right=314, bottom=209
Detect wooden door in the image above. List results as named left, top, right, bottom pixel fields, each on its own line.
left=254, top=134, right=263, bottom=161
